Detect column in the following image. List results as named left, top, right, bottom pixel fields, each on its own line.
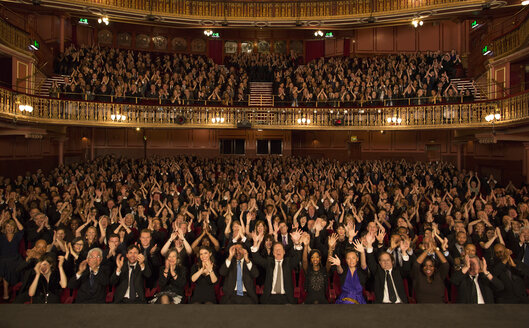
left=456, top=143, right=463, bottom=171
left=524, top=143, right=529, bottom=184
left=59, top=16, right=65, bottom=53
left=90, top=127, right=95, bottom=161
left=58, top=138, right=64, bottom=166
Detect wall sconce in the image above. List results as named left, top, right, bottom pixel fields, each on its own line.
left=19, top=104, right=34, bottom=112
left=297, top=117, right=311, bottom=124
left=110, top=114, right=126, bottom=121
left=211, top=117, right=225, bottom=123
left=386, top=116, right=402, bottom=124
left=98, top=16, right=109, bottom=25
left=412, top=19, right=424, bottom=28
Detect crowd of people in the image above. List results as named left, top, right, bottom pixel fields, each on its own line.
left=273, top=51, right=471, bottom=107
left=0, top=156, right=528, bottom=305
left=53, top=45, right=250, bottom=106
left=52, top=46, right=474, bottom=108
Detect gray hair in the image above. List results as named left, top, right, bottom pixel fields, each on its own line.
left=87, top=247, right=103, bottom=259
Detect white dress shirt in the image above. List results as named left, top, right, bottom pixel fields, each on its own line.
left=225, top=259, right=253, bottom=292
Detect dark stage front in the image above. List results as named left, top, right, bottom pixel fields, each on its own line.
left=1, top=305, right=528, bottom=328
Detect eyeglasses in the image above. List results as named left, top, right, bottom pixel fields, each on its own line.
left=88, top=255, right=102, bottom=259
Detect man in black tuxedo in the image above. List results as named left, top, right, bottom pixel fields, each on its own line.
left=251, top=229, right=303, bottom=304
left=491, top=244, right=529, bottom=303
left=366, top=234, right=411, bottom=304
left=219, top=243, right=259, bottom=304
left=110, top=244, right=152, bottom=303
left=451, top=254, right=504, bottom=304
left=68, top=248, right=110, bottom=303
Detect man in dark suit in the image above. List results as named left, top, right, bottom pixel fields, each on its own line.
left=110, top=244, right=152, bottom=303
left=219, top=243, right=259, bottom=304
left=491, top=244, right=529, bottom=303
left=251, top=230, right=303, bottom=304
left=366, top=235, right=411, bottom=304
left=451, top=254, right=504, bottom=304
left=68, top=248, right=110, bottom=303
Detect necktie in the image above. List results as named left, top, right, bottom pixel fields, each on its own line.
left=470, top=276, right=478, bottom=304
left=273, top=261, right=283, bottom=294
left=89, top=271, right=95, bottom=288
left=523, top=244, right=529, bottom=265
left=282, top=235, right=287, bottom=246
left=236, top=260, right=244, bottom=296
left=386, top=270, right=397, bottom=303
left=129, top=266, right=136, bottom=301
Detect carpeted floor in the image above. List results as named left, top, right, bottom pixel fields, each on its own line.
left=1, top=304, right=528, bottom=328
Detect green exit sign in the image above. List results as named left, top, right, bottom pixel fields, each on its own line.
left=79, top=18, right=88, bottom=24
left=482, top=45, right=491, bottom=55
left=29, top=40, right=40, bottom=50
left=325, top=32, right=334, bottom=38
left=211, top=32, right=220, bottom=38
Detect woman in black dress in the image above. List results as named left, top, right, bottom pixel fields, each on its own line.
left=151, top=248, right=187, bottom=304
left=190, top=246, right=218, bottom=304
left=301, top=233, right=328, bottom=304
left=28, top=254, right=67, bottom=303
left=0, top=216, right=25, bottom=300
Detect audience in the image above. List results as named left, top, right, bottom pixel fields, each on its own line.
left=54, top=46, right=474, bottom=108
left=1, top=155, right=528, bottom=305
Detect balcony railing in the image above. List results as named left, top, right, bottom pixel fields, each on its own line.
left=61, top=0, right=483, bottom=20
left=490, top=8, right=529, bottom=58
left=2, top=87, right=528, bottom=130
left=0, top=15, right=31, bottom=55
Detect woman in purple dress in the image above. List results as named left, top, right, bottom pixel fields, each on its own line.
left=328, top=240, right=367, bottom=304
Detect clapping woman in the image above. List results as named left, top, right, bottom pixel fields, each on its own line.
left=151, top=248, right=187, bottom=304
left=190, top=246, right=218, bottom=304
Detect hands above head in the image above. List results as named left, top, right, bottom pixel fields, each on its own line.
left=328, top=233, right=338, bottom=249
left=116, top=254, right=124, bottom=271
left=328, top=255, right=341, bottom=267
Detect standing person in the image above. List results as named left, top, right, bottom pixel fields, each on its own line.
left=28, top=254, right=67, bottom=303
left=251, top=229, right=303, bottom=304
left=366, top=234, right=411, bottom=303
left=450, top=255, right=503, bottom=304
left=67, top=247, right=110, bottom=303
left=0, top=214, right=24, bottom=301
left=151, top=248, right=187, bottom=304
left=410, top=244, right=449, bottom=303
left=329, top=241, right=368, bottom=304
left=111, top=245, right=152, bottom=303
left=219, top=243, right=259, bottom=304
left=301, top=233, right=328, bottom=304
left=190, top=246, right=218, bottom=304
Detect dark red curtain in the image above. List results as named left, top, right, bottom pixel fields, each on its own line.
left=208, top=40, right=223, bottom=65
left=344, top=38, right=350, bottom=57
left=305, top=40, right=324, bottom=64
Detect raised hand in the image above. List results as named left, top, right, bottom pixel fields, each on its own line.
left=150, top=244, right=158, bottom=254
left=228, top=245, right=236, bottom=260
left=116, top=254, right=124, bottom=271
left=290, top=229, right=302, bottom=244
left=376, top=229, right=386, bottom=244
left=58, top=255, right=65, bottom=267
left=137, top=254, right=145, bottom=265
left=329, top=255, right=341, bottom=267
left=328, top=233, right=338, bottom=249
left=34, top=262, right=42, bottom=275
left=353, top=239, right=365, bottom=253
left=78, top=260, right=88, bottom=274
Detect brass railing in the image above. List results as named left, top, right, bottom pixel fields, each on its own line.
left=491, top=9, right=529, bottom=58
left=0, top=15, right=31, bottom=55
left=63, top=0, right=483, bottom=20
left=2, top=87, right=529, bottom=130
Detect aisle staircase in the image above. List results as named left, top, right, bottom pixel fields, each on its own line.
left=248, top=82, right=273, bottom=106
left=451, top=78, right=486, bottom=100
left=38, top=75, right=68, bottom=97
